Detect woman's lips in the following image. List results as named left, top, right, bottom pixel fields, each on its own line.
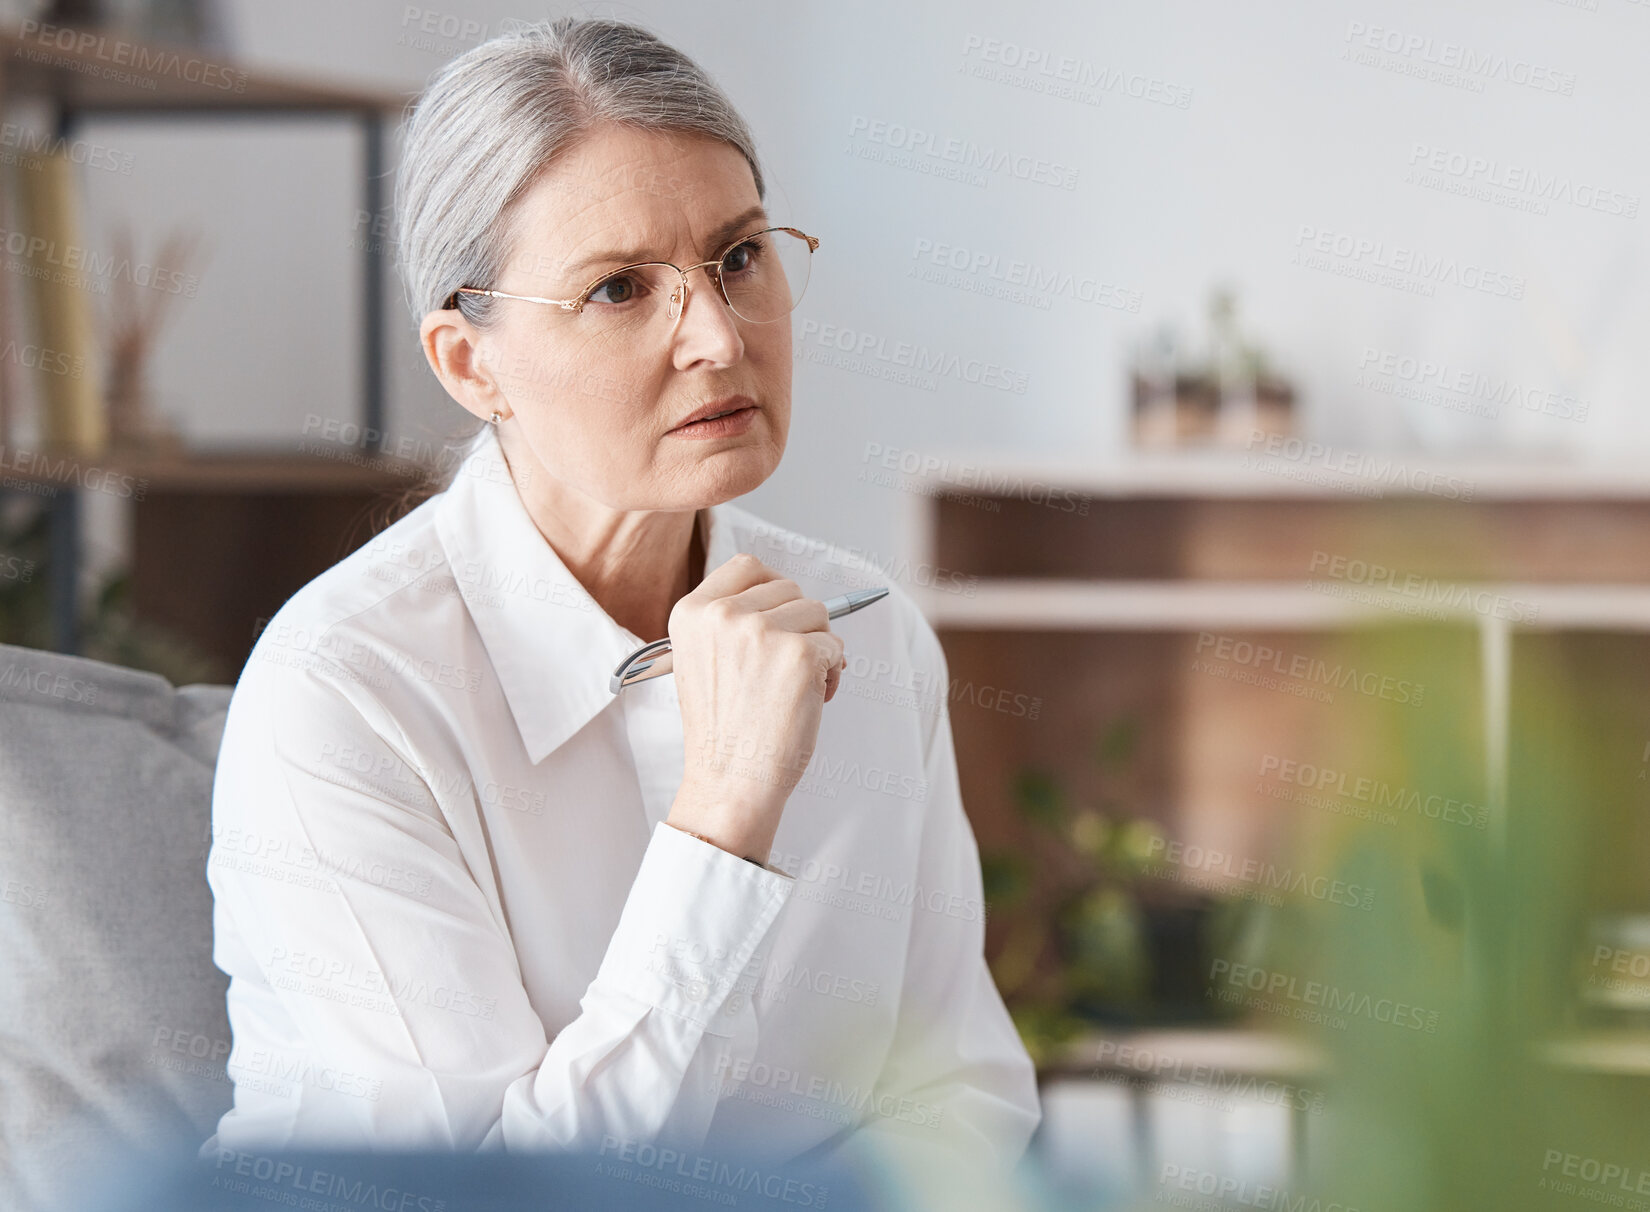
left=668, top=406, right=758, bottom=439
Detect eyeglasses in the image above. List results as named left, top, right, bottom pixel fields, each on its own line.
left=443, top=226, right=819, bottom=355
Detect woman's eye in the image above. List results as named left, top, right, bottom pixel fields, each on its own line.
left=587, top=273, right=644, bottom=306
left=721, top=239, right=765, bottom=276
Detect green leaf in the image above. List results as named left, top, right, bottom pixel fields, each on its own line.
left=1094, top=715, right=1139, bottom=770
left=1011, top=767, right=1066, bottom=827
left=980, top=851, right=1031, bottom=909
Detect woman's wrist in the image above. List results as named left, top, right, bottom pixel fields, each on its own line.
left=665, top=788, right=777, bottom=866
left=666, top=820, right=767, bottom=867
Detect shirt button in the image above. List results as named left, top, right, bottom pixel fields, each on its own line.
left=684, top=979, right=708, bottom=1003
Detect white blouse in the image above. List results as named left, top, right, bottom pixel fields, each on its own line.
left=199, top=424, right=1040, bottom=1174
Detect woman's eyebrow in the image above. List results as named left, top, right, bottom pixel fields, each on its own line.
left=563, top=204, right=770, bottom=278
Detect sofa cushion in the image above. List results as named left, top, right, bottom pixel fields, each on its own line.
left=0, top=642, right=233, bottom=1212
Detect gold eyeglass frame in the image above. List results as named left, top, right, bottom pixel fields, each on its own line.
left=441, top=225, right=820, bottom=324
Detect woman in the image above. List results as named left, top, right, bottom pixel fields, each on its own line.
left=201, top=15, right=1039, bottom=1176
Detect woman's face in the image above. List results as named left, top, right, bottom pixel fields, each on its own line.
left=464, top=123, right=792, bottom=512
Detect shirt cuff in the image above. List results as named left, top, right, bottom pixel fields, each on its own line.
left=592, top=821, right=795, bottom=1030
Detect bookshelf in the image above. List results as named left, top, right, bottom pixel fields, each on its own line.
left=0, top=22, right=416, bottom=658
left=893, top=450, right=1650, bottom=1094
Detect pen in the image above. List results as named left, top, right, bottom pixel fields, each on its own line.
left=609, top=586, right=890, bottom=694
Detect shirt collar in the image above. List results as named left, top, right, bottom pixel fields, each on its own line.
left=433, top=424, right=740, bottom=765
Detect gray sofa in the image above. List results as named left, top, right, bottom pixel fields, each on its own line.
left=0, top=641, right=234, bottom=1212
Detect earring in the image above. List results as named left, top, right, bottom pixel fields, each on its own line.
left=489, top=410, right=503, bottom=426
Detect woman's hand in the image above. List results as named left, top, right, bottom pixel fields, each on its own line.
left=665, top=552, right=846, bottom=864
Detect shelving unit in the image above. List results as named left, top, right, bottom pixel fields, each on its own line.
left=0, top=23, right=417, bottom=661
left=892, top=449, right=1650, bottom=1147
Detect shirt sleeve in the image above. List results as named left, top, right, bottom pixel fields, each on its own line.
left=204, top=650, right=794, bottom=1156
left=800, top=614, right=1043, bottom=1176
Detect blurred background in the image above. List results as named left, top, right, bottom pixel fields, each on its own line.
left=0, top=0, right=1647, bottom=1209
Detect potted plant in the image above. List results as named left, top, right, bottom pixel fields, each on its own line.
left=981, top=714, right=1254, bottom=1066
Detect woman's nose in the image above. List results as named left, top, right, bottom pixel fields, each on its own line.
left=667, top=263, right=722, bottom=322
left=669, top=269, right=741, bottom=338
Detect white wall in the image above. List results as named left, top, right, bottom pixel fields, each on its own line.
left=69, top=0, right=1650, bottom=568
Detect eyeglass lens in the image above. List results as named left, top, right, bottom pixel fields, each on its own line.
left=571, top=229, right=813, bottom=353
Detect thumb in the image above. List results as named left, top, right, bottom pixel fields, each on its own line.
left=823, top=647, right=845, bottom=703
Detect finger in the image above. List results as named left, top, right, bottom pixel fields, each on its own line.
left=823, top=649, right=845, bottom=702
left=807, top=631, right=845, bottom=682
left=688, top=551, right=781, bottom=603
left=762, top=595, right=831, bottom=635
left=722, top=576, right=806, bottom=616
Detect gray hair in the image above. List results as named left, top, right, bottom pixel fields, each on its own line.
left=382, top=15, right=766, bottom=505
left=393, top=15, right=767, bottom=332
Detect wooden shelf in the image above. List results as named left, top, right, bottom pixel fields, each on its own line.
left=1, top=447, right=434, bottom=493
left=0, top=21, right=412, bottom=664
left=900, top=450, right=1650, bottom=500
left=1044, top=1028, right=1328, bottom=1082
left=916, top=579, right=1650, bottom=632
left=1536, top=1032, right=1650, bottom=1076
left=0, top=25, right=410, bottom=112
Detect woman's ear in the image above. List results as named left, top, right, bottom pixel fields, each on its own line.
left=419, top=307, right=509, bottom=424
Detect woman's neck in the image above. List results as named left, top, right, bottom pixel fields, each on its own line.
left=494, top=428, right=709, bottom=641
